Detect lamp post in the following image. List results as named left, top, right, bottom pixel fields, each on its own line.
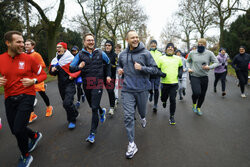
left=93, top=0, right=97, bottom=48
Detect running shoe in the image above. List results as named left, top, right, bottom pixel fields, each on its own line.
left=108, top=108, right=114, bottom=115
left=29, top=112, right=37, bottom=123
left=153, top=107, right=157, bottom=113
left=86, top=133, right=95, bottom=143
left=169, top=116, right=176, bottom=125
left=241, top=94, right=246, bottom=98
left=28, top=132, right=42, bottom=152
left=75, top=101, right=80, bottom=109
left=149, top=94, right=153, bottom=102
left=68, top=122, right=76, bottom=129
left=162, top=102, right=167, bottom=108
left=82, top=94, right=85, bottom=103
left=183, top=89, right=186, bottom=96
left=126, top=142, right=138, bottom=159
left=192, top=104, right=197, bottom=113
left=196, top=108, right=203, bottom=116
left=222, top=92, right=226, bottom=97
left=140, top=118, right=147, bottom=128
left=100, top=108, right=106, bottom=123
left=179, top=96, right=183, bottom=101
left=214, top=87, right=217, bottom=93
left=17, top=154, right=33, bottom=167
left=46, top=106, right=53, bottom=117
left=115, top=98, right=118, bottom=108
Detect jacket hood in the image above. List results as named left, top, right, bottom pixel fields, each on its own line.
left=126, top=42, right=145, bottom=53
left=105, top=40, right=115, bottom=53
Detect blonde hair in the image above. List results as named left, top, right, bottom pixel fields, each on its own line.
left=198, top=38, right=206, bottom=46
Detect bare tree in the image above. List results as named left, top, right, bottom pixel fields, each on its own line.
left=27, top=0, right=65, bottom=62
left=180, top=0, right=215, bottom=38
left=209, top=0, right=249, bottom=47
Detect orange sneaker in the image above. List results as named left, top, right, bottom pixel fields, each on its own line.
left=29, top=112, right=38, bottom=123
left=46, top=106, right=53, bottom=117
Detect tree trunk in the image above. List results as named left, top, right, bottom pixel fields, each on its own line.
left=219, top=20, right=225, bottom=48
left=24, top=0, right=30, bottom=38
left=47, top=26, right=57, bottom=63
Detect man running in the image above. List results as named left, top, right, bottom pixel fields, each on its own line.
left=0, top=31, right=46, bottom=167
left=158, top=43, right=183, bottom=125
left=232, top=46, right=250, bottom=98
left=70, top=33, right=111, bottom=143
left=118, top=30, right=163, bottom=159
left=148, top=40, right=162, bottom=112
left=25, top=39, right=53, bottom=123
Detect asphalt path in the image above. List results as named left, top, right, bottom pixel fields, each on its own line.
left=0, top=72, right=249, bottom=167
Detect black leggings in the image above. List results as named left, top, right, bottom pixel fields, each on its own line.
left=5, top=94, right=36, bottom=156
left=236, top=70, right=248, bottom=93
left=190, top=76, right=208, bottom=108
left=104, top=78, right=115, bottom=108
left=38, top=91, right=50, bottom=106
left=161, top=84, right=178, bottom=116
left=214, top=72, right=227, bottom=92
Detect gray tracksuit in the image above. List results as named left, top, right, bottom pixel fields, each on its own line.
left=118, top=42, right=160, bottom=142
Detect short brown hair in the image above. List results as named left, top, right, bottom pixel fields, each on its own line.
left=116, top=44, right=121, bottom=49
left=83, top=33, right=95, bottom=41
left=4, top=31, right=22, bottom=42
left=26, top=39, right=36, bottom=46
left=126, top=30, right=136, bottom=39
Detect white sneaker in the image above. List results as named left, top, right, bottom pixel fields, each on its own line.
left=126, top=142, right=138, bottom=159
left=241, top=94, right=246, bottom=98
left=108, top=108, right=114, bottom=115
left=115, top=99, right=118, bottom=107
left=140, top=118, right=147, bottom=128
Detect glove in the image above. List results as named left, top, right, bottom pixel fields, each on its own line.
left=160, top=73, right=166, bottom=78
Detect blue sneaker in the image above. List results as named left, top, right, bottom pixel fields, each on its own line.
left=18, top=155, right=33, bottom=167
left=75, top=101, right=80, bottom=109
left=192, top=104, right=197, bottom=113
left=100, top=108, right=106, bottom=123
left=196, top=108, right=203, bottom=116
left=28, top=132, right=42, bottom=152
left=82, top=94, right=85, bottom=103
left=68, top=122, right=76, bottom=129
left=86, top=133, right=95, bottom=143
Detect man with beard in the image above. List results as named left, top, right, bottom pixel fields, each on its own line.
left=118, top=30, right=164, bottom=159
left=0, top=31, right=47, bottom=167
left=104, top=40, right=117, bottom=115
left=70, top=33, right=111, bottom=143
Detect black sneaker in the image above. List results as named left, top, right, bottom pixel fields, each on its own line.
left=153, top=107, right=157, bottom=113
left=179, top=96, right=183, bottom=101
left=214, top=87, right=217, bottom=93
left=149, top=94, right=153, bottom=102
left=28, top=132, right=42, bottom=152
left=169, top=116, right=176, bottom=125
left=183, top=89, right=186, bottom=96
left=163, top=102, right=166, bottom=108
left=18, top=154, right=33, bottom=167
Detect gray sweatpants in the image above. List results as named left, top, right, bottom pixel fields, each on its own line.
left=121, top=91, right=148, bottom=143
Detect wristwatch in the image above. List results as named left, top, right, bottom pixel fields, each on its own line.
left=33, top=78, right=38, bottom=84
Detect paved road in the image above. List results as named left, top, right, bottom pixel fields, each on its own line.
left=0, top=72, right=250, bottom=167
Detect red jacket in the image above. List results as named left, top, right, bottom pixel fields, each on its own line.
left=0, top=52, right=47, bottom=99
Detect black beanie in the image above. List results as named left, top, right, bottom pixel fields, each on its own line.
left=239, top=46, right=246, bottom=50
left=150, top=40, right=157, bottom=45
left=166, top=43, right=174, bottom=50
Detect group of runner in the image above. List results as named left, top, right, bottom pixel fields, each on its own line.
left=0, top=30, right=249, bottom=166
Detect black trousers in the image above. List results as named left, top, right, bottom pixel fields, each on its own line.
left=5, top=94, right=36, bottom=156
left=161, top=83, right=178, bottom=116
left=83, top=85, right=103, bottom=134
left=38, top=91, right=50, bottom=106
left=236, top=70, right=248, bottom=93
left=58, top=81, right=78, bottom=123
left=214, top=72, right=227, bottom=92
left=76, top=82, right=83, bottom=102
left=190, top=76, right=208, bottom=108
left=104, top=78, right=115, bottom=108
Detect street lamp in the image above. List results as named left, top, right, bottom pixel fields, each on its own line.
left=93, top=1, right=100, bottom=48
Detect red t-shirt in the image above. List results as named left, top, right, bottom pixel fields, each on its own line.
left=0, top=52, right=47, bottom=99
